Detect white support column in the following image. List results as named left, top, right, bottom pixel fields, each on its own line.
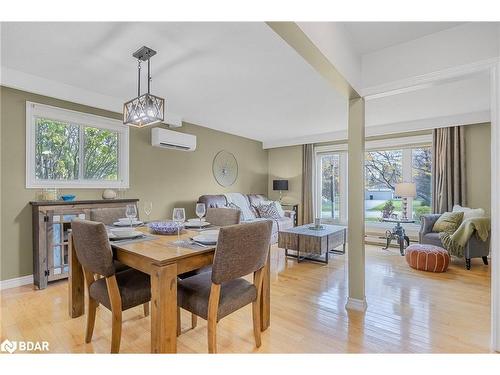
left=490, top=62, right=500, bottom=352
left=346, top=97, right=367, bottom=311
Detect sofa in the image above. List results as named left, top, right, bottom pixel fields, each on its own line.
left=198, top=194, right=295, bottom=244
left=419, top=213, right=490, bottom=270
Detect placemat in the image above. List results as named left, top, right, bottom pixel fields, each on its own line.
left=110, top=234, right=157, bottom=246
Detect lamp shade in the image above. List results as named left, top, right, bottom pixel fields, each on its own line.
left=273, top=179, right=289, bottom=191
left=395, top=182, right=416, bottom=198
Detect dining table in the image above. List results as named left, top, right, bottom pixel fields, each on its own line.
left=67, top=226, right=271, bottom=353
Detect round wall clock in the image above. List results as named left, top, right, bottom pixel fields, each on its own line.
left=212, top=150, right=238, bottom=187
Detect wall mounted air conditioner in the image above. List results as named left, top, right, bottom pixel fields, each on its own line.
left=151, top=127, right=196, bottom=151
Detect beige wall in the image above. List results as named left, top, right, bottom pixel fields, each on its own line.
left=267, top=145, right=303, bottom=223
left=464, top=123, right=491, bottom=214
left=0, top=87, right=268, bottom=281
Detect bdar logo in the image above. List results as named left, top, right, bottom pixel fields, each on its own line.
left=1, top=339, right=17, bottom=354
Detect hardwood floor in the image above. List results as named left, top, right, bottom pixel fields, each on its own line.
left=0, top=245, right=491, bottom=353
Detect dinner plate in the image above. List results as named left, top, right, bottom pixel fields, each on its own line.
left=192, top=234, right=217, bottom=245
left=184, top=220, right=211, bottom=228
left=200, top=229, right=219, bottom=236
left=188, top=218, right=206, bottom=222
left=113, top=220, right=143, bottom=226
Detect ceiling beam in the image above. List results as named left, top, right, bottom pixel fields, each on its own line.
left=266, top=22, right=360, bottom=100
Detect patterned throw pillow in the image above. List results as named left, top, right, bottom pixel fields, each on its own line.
left=432, top=211, right=464, bottom=234
left=257, top=202, right=282, bottom=220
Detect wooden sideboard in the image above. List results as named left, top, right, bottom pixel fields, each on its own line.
left=30, top=199, right=139, bottom=289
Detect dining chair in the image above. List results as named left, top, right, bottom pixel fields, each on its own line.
left=177, top=220, right=272, bottom=353
left=89, top=207, right=133, bottom=273
left=71, top=219, right=151, bottom=353
left=89, top=207, right=129, bottom=225
left=178, top=207, right=242, bottom=330
left=205, top=207, right=241, bottom=227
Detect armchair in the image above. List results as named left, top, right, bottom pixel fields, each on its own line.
left=419, top=214, right=490, bottom=270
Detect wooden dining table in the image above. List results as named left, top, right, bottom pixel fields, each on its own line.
left=67, top=227, right=271, bottom=353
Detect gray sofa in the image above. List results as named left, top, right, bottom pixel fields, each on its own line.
left=198, top=194, right=295, bottom=244
left=419, top=214, right=490, bottom=270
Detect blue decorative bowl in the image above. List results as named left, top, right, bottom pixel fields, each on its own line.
left=60, top=194, right=76, bottom=201
left=148, top=221, right=184, bottom=235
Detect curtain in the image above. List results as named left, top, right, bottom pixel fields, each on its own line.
left=432, top=126, right=466, bottom=213
left=301, top=144, right=315, bottom=224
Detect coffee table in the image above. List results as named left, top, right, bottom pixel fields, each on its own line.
left=278, top=224, right=347, bottom=264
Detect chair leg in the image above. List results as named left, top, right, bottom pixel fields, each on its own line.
left=191, top=313, right=198, bottom=329
left=110, top=308, right=122, bottom=354
left=143, top=302, right=149, bottom=317
left=207, top=315, right=217, bottom=353
left=252, top=300, right=262, bottom=348
left=482, top=256, right=489, bottom=265
left=85, top=298, right=98, bottom=343
left=466, top=258, right=471, bottom=270
left=207, top=283, right=221, bottom=353
left=177, top=307, right=181, bottom=337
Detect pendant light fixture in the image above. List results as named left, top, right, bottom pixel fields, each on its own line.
left=123, top=46, right=165, bottom=127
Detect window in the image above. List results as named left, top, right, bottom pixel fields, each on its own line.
left=26, top=102, right=129, bottom=188
left=315, top=135, right=432, bottom=228
left=364, top=142, right=432, bottom=225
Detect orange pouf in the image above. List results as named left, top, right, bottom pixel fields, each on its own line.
left=405, top=244, right=450, bottom=272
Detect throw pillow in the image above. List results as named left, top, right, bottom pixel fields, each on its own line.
left=257, top=200, right=285, bottom=217
left=432, top=211, right=464, bottom=234
left=257, top=202, right=282, bottom=220
left=452, top=205, right=486, bottom=220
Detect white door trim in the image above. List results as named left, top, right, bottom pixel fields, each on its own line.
left=490, top=63, right=500, bottom=353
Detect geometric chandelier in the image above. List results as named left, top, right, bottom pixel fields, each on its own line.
left=123, top=46, right=165, bottom=127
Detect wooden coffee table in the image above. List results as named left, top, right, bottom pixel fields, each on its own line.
left=278, top=224, right=347, bottom=264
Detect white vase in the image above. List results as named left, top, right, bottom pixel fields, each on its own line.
left=102, top=189, right=117, bottom=200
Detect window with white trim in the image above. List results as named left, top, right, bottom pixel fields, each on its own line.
left=314, top=134, right=432, bottom=227
left=26, top=102, right=129, bottom=188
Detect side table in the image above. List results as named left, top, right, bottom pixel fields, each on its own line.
left=381, top=218, right=415, bottom=256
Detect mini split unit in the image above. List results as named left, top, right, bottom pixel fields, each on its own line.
left=151, top=127, right=197, bottom=152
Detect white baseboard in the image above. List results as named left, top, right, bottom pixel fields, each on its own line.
left=345, top=297, right=368, bottom=312
left=0, top=275, right=33, bottom=290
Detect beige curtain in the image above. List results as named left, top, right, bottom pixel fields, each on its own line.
left=432, top=126, right=466, bottom=213
left=301, top=144, right=315, bottom=224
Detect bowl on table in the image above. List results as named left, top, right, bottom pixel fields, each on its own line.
left=148, top=221, right=184, bottom=235
left=60, top=194, right=76, bottom=201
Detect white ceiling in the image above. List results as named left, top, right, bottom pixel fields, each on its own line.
left=0, top=22, right=346, bottom=144
left=341, top=22, right=465, bottom=55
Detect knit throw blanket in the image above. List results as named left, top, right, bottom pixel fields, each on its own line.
left=439, top=217, right=490, bottom=258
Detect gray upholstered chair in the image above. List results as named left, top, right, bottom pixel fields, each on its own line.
left=71, top=219, right=151, bottom=353
left=178, top=208, right=241, bottom=286
left=89, top=207, right=128, bottom=225
left=177, top=220, right=272, bottom=353
left=89, top=206, right=134, bottom=273
left=205, top=207, right=241, bottom=227
left=419, top=214, right=490, bottom=270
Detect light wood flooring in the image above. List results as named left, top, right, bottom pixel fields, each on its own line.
left=0, top=245, right=491, bottom=353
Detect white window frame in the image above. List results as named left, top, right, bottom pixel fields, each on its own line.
left=26, top=101, right=129, bottom=189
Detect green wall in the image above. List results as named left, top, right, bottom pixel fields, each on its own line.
left=0, top=86, right=268, bottom=281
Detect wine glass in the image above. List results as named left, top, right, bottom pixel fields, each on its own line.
left=195, top=203, right=206, bottom=228
left=143, top=201, right=153, bottom=223
left=172, top=207, right=186, bottom=244
left=126, top=204, right=137, bottom=228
